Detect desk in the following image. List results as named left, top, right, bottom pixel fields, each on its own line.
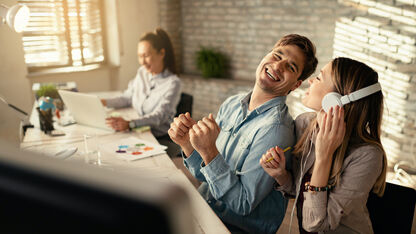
left=21, top=104, right=229, bottom=234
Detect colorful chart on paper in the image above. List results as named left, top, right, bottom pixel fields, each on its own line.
left=100, top=137, right=167, bottom=161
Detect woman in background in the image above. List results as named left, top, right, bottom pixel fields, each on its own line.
left=103, top=28, right=181, bottom=138
left=260, top=57, right=387, bottom=233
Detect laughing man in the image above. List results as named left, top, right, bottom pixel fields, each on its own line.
left=169, top=34, right=318, bottom=234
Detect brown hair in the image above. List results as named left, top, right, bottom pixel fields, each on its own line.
left=293, top=57, right=387, bottom=196
left=140, top=27, right=177, bottom=74
left=274, top=34, right=318, bottom=81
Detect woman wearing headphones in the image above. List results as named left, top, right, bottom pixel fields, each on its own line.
left=103, top=28, right=181, bottom=137
left=260, top=57, right=387, bottom=233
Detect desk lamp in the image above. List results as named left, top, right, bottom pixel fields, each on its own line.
left=0, top=3, right=32, bottom=138
left=0, top=4, right=30, bottom=33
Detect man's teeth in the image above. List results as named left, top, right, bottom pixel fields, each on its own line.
left=266, top=70, right=277, bottom=81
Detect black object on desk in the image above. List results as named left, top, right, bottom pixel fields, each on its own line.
left=0, top=141, right=193, bottom=234
left=36, top=107, right=54, bottom=133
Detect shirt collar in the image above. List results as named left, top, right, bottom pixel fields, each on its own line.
left=240, top=91, right=287, bottom=115
left=151, top=68, right=172, bottom=79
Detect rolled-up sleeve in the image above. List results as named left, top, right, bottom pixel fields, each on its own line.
left=200, top=124, right=294, bottom=216
left=274, top=171, right=296, bottom=198
left=182, top=150, right=207, bottom=182
left=302, top=147, right=384, bottom=232
left=105, top=79, right=135, bottom=108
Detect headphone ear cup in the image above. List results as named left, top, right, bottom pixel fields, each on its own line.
left=322, top=92, right=343, bottom=113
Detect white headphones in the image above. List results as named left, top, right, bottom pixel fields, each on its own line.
left=321, top=82, right=382, bottom=113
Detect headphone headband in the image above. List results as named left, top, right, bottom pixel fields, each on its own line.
left=340, top=83, right=381, bottom=105
left=322, top=82, right=382, bottom=113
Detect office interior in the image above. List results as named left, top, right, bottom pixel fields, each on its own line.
left=0, top=0, right=415, bottom=233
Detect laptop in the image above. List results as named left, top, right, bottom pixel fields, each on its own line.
left=58, top=90, right=113, bottom=131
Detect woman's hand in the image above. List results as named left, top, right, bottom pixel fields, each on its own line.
left=260, top=146, right=289, bottom=185
left=106, top=117, right=129, bottom=131
left=100, top=99, right=107, bottom=106
left=315, top=105, right=346, bottom=163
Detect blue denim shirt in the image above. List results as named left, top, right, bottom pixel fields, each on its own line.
left=183, top=92, right=296, bottom=234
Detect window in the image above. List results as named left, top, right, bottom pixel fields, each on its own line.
left=18, top=0, right=106, bottom=72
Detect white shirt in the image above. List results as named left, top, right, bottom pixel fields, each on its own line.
left=106, top=66, right=181, bottom=137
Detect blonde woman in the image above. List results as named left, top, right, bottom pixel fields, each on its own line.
left=260, top=57, right=386, bottom=233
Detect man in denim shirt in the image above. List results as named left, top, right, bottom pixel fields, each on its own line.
left=169, top=34, right=318, bottom=233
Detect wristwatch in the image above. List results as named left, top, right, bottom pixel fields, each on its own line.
left=128, top=120, right=136, bottom=130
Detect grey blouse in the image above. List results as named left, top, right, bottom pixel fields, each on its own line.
left=276, top=112, right=384, bottom=234
left=105, top=66, right=181, bottom=137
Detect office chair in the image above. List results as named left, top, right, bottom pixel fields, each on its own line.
left=175, top=93, right=193, bottom=117
left=158, top=93, right=194, bottom=158
left=367, top=182, right=416, bottom=234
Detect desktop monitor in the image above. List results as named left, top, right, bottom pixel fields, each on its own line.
left=0, top=140, right=194, bottom=234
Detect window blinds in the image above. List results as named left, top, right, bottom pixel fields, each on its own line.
left=18, top=0, right=105, bottom=71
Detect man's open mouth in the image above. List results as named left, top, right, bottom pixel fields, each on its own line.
left=265, top=67, right=280, bottom=81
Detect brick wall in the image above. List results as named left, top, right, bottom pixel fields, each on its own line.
left=180, top=75, right=253, bottom=120
left=335, top=0, right=416, bottom=165
left=159, top=0, right=182, bottom=74
left=179, top=0, right=351, bottom=81
left=160, top=0, right=354, bottom=118
left=159, top=0, right=416, bottom=166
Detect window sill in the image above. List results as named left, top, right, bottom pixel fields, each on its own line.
left=27, top=64, right=119, bottom=78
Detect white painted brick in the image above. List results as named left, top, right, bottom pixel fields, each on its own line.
left=387, top=63, right=416, bottom=73
left=376, top=2, right=403, bottom=15
left=388, top=37, right=402, bottom=45
left=336, top=21, right=366, bottom=35
left=368, top=7, right=392, bottom=18
left=391, top=14, right=416, bottom=25
left=369, top=33, right=388, bottom=43
left=360, top=0, right=377, bottom=7
left=354, top=15, right=391, bottom=26
left=385, top=69, right=413, bottom=81
left=398, top=32, right=416, bottom=44
left=402, top=9, right=416, bottom=18
left=395, top=0, right=415, bottom=5
left=398, top=47, right=416, bottom=58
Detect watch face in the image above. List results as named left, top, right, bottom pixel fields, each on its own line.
left=129, top=121, right=135, bottom=129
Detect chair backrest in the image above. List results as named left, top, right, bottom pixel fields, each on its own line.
left=175, top=93, right=193, bottom=117
left=366, top=182, right=416, bottom=234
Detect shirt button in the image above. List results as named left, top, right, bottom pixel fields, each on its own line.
left=208, top=200, right=212, bottom=204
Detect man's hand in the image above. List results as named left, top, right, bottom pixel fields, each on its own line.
left=168, top=112, right=196, bottom=156
left=106, top=117, right=129, bottom=131
left=189, top=113, right=220, bottom=164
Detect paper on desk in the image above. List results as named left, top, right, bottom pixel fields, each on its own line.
left=100, top=136, right=167, bottom=161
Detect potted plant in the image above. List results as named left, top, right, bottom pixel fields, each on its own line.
left=36, top=84, right=59, bottom=100
left=35, top=84, right=64, bottom=110
left=196, top=47, right=227, bottom=78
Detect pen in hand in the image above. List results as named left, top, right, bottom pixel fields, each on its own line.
left=265, top=146, right=291, bottom=163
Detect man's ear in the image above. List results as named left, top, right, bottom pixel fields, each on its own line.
left=291, top=80, right=302, bottom=91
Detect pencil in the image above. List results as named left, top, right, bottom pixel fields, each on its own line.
left=265, top=146, right=291, bottom=163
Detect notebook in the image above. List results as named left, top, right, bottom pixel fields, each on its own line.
left=58, top=90, right=113, bottom=131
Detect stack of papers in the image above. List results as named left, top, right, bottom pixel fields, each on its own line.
left=99, top=136, right=167, bottom=161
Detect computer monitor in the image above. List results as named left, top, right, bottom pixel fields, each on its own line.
left=0, top=140, right=194, bottom=234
